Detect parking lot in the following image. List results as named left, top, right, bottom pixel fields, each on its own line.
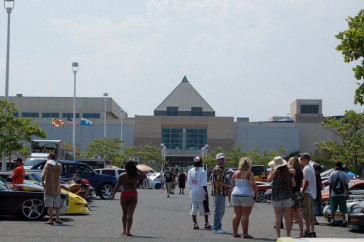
left=0, top=186, right=363, bottom=242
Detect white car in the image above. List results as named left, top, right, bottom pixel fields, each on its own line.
left=323, top=200, right=364, bottom=222
left=148, top=172, right=162, bottom=189
left=94, top=168, right=125, bottom=179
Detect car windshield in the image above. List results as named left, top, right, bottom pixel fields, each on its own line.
left=29, top=172, right=43, bottom=183
left=0, top=181, right=7, bottom=190
left=24, top=159, right=46, bottom=166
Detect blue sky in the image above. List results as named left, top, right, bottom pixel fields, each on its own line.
left=1, top=0, right=364, bottom=121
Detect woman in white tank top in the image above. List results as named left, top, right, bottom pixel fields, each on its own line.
left=231, top=157, right=258, bottom=238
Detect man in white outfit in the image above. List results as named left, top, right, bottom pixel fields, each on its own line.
left=300, top=153, right=317, bottom=238
left=187, top=156, right=208, bottom=230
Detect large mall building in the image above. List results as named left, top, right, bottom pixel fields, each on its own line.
left=3, top=76, right=334, bottom=166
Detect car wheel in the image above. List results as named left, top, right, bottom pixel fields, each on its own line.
left=155, top=183, right=161, bottom=189
left=18, top=199, right=47, bottom=220
left=99, top=183, right=114, bottom=200
left=257, top=191, right=267, bottom=203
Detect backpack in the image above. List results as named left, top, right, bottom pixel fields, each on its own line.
left=332, top=172, right=345, bottom=194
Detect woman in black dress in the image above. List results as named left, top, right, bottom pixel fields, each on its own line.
left=178, top=168, right=187, bottom=194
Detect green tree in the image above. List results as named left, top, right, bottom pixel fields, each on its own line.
left=81, top=137, right=122, bottom=164
left=17, top=143, right=31, bottom=158
left=203, top=145, right=286, bottom=169
left=82, top=140, right=164, bottom=169
left=0, top=100, right=46, bottom=168
left=225, top=144, right=244, bottom=168
left=336, top=9, right=364, bottom=105
left=316, top=110, right=364, bottom=175
left=203, top=146, right=225, bottom=169
left=117, top=146, right=138, bottom=167
left=136, top=144, right=163, bottom=168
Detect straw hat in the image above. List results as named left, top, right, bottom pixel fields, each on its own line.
left=268, top=156, right=288, bottom=169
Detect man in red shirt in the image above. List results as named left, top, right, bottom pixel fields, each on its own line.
left=11, top=158, right=25, bottom=190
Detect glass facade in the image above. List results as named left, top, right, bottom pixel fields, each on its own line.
left=83, top=113, right=100, bottom=119
left=21, top=112, right=39, bottom=118
left=191, top=107, right=202, bottom=116
left=167, top=107, right=178, bottom=116
left=162, top=128, right=207, bottom=150
left=62, top=113, right=80, bottom=118
left=42, top=112, right=60, bottom=118
left=301, top=104, right=319, bottom=114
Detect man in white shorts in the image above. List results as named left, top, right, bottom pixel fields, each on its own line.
left=187, top=156, right=208, bottom=229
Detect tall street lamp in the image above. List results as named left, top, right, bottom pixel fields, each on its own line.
left=4, top=0, right=14, bottom=100
left=161, top=143, right=167, bottom=171
left=103, top=93, right=108, bottom=138
left=201, top=144, right=209, bottom=170
left=2, top=0, right=14, bottom=171
left=72, top=62, right=79, bottom=160
left=120, top=108, right=127, bottom=146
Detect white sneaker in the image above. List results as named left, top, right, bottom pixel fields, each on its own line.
left=213, top=229, right=226, bottom=234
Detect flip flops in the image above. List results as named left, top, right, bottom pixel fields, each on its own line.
left=55, top=220, right=63, bottom=224
left=243, top=235, right=254, bottom=239
left=44, top=221, right=54, bottom=225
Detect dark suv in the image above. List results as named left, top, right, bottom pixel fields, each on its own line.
left=30, top=160, right=117, bottom=200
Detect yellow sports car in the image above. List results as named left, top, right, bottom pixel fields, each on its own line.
left=63, top=188, right=90, bottom=215
left=20, top=181, right=89, bottom=214
left=24, top=172, right=90, bottom=215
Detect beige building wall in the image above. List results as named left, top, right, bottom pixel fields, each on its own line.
left=296, top=123, right=335, bottom=154
left=291, top=99, right=323, bottom=123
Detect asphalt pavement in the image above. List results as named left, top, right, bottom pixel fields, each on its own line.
left=0, top=186, right=363, bottom=242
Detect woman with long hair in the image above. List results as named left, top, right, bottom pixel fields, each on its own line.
left=111, top=161, right=146, bottom=236
left=231, top=157, right=258, bottom=238
left=288, top=156, right=304, bottom=238
left=267, top=156, right=296, bottom=239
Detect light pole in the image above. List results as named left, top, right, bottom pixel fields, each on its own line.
left=161, top=143, right=167, bottom=171
left=103, top=93, right=108, bottom=138
left=4, top=0, right=14, bottom=100
left=201, top=144, right=209, bottom=170
left=2, top=0, right=14, bottom=171
left=120, top=108, right=126, bottom=146
left=72, top=62, right=79, bottom=160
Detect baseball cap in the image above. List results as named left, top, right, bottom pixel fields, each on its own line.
left=216, top=153, right=225, bottom=160
left=13, top=158, right=23, bottom=163
left=227, top=169, right=234, bottom=173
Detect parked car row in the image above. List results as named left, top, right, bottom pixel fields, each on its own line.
left=0, top=180, right=69, bottom=220
left=30, top=160, right=117, bottom=200
left=0, top=171, right=91, bottom=216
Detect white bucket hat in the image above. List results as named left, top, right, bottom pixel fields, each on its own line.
left=216, top=153, right=225, bottom=160
left=268, top=156, right=288, bottom=169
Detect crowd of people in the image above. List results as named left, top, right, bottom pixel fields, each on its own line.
left=128, top=152, right=347, bottom=240
left=9, top=150, right=348, bottom=239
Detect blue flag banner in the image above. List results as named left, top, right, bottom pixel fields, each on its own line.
left=80, top=118, right=93, bottom=127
